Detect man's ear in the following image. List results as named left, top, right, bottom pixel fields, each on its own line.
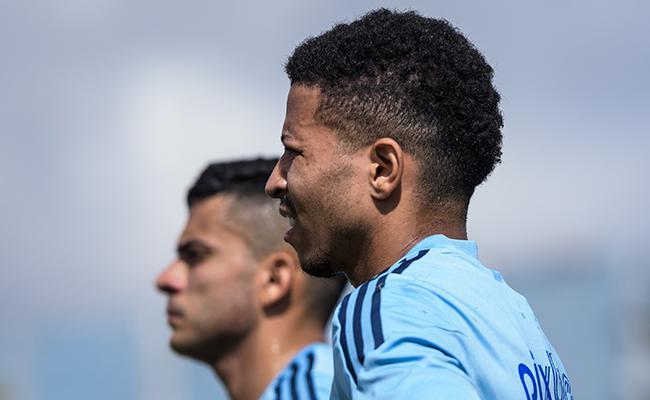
left=368, top=138, right=404, bottom=200
left=256, top=250, right=296, bottom=314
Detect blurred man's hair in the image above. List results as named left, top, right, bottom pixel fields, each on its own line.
left=188, top=158, right=279, bottom=207
left=285, top=9, right=503, bottom=203
left=188, top=158, right=346, bottom=324
left=188, top=158, right=283, bottom=258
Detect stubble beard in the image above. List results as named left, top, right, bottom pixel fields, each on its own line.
left=171, top=329, right=245, bottom=365
left=299, top=251, right=340, bottom=278
left=298, top=205, right=361, bottom=279
left=294, top=158, right=358, bottom=278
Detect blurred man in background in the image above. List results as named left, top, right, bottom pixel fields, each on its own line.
left=266, top=9, right=572, bottom=399
left=157, top=158, right=346, bottom=400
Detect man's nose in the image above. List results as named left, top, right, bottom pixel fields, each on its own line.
left=265, top=161, right=287, bottom=199
left=156, top=261, right=186, bottom=294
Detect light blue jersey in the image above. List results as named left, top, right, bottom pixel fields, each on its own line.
left=330, top=235, right=573, bottom=400
left=260, top=342, right=334, bottom=400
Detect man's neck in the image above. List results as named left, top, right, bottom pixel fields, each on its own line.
left=344, top=209, right=467, bottom=287
left=212, top=317, right=325, bottom=400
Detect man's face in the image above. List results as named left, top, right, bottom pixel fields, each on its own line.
left=266, top=84, right=366, bottom=278
left=156, top=196, right=259, bottom=362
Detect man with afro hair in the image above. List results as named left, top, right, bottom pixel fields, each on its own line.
left=266, top=9, right=572, bottom=399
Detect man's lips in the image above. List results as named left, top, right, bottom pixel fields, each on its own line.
left=278, top=205, right=293, bottom=219
left=279, top=198, right=298, bottom=240
left=167, top=303, right=183, bottom=314
left=166, top=304, right=184, bottom=324
left=279, top=197, right=297, bottom=221
left=280, top=209, right=296, bottom=230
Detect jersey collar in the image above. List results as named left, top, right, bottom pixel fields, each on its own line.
left=403, top=234, right=478, bottom=260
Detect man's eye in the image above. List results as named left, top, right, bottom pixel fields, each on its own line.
left=283, top=147, right=301, bottom=158
left=181, top=251, right=204, bottom=267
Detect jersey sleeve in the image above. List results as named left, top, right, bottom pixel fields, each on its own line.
left=355, top=277, right=480, bottom=400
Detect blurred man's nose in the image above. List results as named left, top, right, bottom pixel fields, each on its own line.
left=265, top=161, right=287, bottom=199
left=156, top=261, right=186, bottom=294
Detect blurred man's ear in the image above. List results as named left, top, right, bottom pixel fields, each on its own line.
left=256, top=249, right=297, bottom=315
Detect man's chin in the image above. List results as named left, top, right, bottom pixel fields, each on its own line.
left=300, top=256, right=340, bottom=278
left=170, top=332, right=242, bottom=363
left=170, top=337, right=212, bottom=363
left=170, top=335, right=194, bottom=355
left=290, top=233, right=340, bottom=277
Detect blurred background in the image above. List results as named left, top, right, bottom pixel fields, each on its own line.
left=1, top=0, right=648, bottom=399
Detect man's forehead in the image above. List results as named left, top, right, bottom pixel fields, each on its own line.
left=285, top=84, right=321, bottom=126
left=189, top=195, right=230, bottom=221
left=287, top=84, right=321, bottom=105
left=181, top=196, right=243, bottom=241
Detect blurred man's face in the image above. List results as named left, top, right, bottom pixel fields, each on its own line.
left=266, top=84, right=366, bottom=278
left=156, top=195, right=259, bottom=362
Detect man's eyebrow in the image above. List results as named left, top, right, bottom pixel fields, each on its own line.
left=177, top=239, right=213, bottom=255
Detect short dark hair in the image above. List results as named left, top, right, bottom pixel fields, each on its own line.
left=187, top=158, right=278, bottom=207
left=188, top=158, right=284, bottom=259
left=285, top=9, right=503, bottom=202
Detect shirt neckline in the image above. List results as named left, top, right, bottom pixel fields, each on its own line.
left=404, top=234, right=478, bottom=259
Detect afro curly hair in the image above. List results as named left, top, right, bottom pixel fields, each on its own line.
left=285, top=9, right=503, bottom=202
